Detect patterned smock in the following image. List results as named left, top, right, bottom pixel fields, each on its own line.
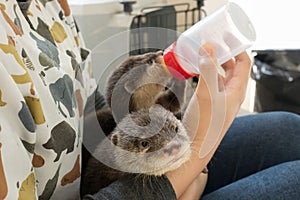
left=0, top=0, right=96, bottom=199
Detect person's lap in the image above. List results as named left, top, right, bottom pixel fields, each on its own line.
left=202, top=160, right=300, bottom=200
left=201, top=111, right=300, bottom=199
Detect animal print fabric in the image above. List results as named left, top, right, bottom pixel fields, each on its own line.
left=0, top=0, right=96, bottom=199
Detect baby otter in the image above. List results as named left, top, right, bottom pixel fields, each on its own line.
left=105, top=51, right=187, bottom=121
left=81, top=105, right=191, bottom=196
left=92, top=51, right=186, bottom=136
left=81, top=51, right=189, bottom=196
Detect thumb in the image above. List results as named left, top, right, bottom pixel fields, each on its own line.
left=198, top=45, right=219, bottom=93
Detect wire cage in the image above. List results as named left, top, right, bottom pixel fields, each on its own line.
left=129, top=1, right=207, bottom=55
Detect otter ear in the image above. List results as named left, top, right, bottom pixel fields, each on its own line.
left=110, top=133, right=118, bottom=146
left=156, top=50, right=163, bottom=56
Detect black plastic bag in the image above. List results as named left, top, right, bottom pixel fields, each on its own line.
left=251, top=50, right=300, bottom=114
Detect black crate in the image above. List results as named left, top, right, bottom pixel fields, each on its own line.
left=129, top=2, right=207, bottom=55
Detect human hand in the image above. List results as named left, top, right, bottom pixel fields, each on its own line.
left=194, top=44, right=252, bottom=158
left=166, top=45, right=252, bottom=198
left=178, top=172, right=208, bottom=200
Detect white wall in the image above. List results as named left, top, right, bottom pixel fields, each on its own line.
left=69, top=0, right=227, bottom=50
left=233, top=0, right=300, bottom=50
left=70, top=0, right=227, bottom=92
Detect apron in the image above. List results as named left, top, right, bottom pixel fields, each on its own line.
left=0, top=0, right=96, bottom=199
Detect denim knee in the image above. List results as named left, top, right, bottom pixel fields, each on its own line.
left=262, top=111, right=300, bottom=136
left=266, top=111, right=300, bottom=126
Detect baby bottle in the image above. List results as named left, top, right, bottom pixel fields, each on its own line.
left=163, top=2, right=256, bottom=80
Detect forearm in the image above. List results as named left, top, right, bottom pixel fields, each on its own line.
left=166, top=125, right=231, bottom=200
left=166, top=80, right=238, bottom=198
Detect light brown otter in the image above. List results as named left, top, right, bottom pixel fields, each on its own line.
left=91, top=51, right=187, bottom=137
left=105, top=51, right=187, bottom=122
left=81, top=105, right=191, bottom=196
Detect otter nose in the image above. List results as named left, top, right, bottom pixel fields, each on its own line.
left=163, top=143, right=181, bottom=156
left=155, top=54, right=164, bottom=64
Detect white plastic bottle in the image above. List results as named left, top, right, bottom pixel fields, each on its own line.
left=163, top=2, right=256, bottom=80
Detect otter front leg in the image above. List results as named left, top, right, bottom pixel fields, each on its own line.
left=155, top=78, right=187, bottom=115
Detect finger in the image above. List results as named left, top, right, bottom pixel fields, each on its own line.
left=233, top=51, right=252, bottom=82
left=235, top=51, right=251, bottom=63
left=221, top=58, right=235, bottom=72
left=221, top=52, right=251, bottom=86
left=220, top=58, right=235, bottom=84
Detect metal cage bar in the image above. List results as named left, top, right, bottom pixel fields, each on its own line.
left=129, top=2, right=206, bottom=55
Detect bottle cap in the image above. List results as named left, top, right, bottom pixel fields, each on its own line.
left=163, top=42, right=198, bottom=80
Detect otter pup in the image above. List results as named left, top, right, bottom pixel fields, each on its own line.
left=81, top=105, right=191, bottom=196
left=81, top=51, right=189, bottom=196
left=105, top=51, right=187, bottom=122
left=93, top=51, right=186, bottom=135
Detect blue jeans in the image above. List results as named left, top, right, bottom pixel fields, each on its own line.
left=201, top=112, right=300, bottom=200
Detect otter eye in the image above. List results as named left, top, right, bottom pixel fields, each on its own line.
left=140, top=140, right=149, bottom=148
left=146, top=59, right=154, bottom=65
left=175, top=126, right=179, bottom=133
